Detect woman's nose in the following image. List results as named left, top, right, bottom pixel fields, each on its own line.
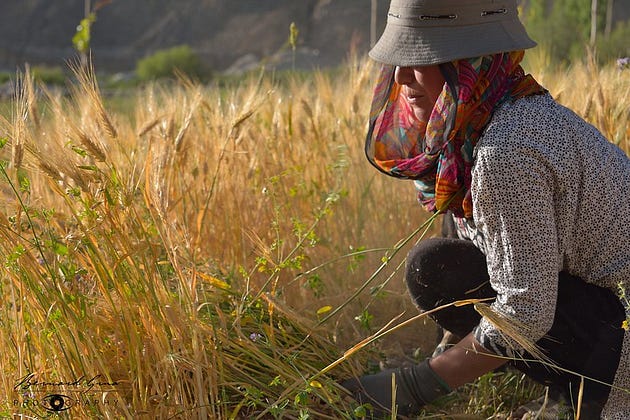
left=394, top=66, right=414, bottom=85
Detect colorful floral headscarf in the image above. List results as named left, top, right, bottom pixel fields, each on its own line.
left=365, top=51, right=546, bottom=218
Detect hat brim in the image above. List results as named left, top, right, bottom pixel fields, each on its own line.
left=369, top=19, right=537, bottom=67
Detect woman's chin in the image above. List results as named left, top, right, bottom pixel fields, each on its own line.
left=412, top=109, right=431, bottom=124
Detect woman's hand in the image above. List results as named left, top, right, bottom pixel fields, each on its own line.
left=341, top=359, right=451, bottom=417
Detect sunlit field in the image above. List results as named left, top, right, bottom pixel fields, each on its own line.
left=0, top=54, right=628, bottom=418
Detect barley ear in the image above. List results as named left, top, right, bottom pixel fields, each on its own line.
left=474, top=302, right=554, bottom=367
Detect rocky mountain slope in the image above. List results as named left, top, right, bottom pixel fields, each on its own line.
left=0, top=0, right=389, bottom=73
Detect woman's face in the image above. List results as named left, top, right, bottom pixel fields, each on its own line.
left=394, top=65, right=445, bottom=123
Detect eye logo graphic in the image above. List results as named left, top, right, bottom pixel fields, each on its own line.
left=14, top=373, right=123, bottom=416
left=41, top=394, right=74, bottom=412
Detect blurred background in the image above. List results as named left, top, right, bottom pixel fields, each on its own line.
left=1, top=0, right=629, bottom=83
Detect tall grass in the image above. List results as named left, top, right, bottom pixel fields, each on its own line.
left=0, top=56, right=627, bottom=419
left=523, top=48, right=630, bottom=148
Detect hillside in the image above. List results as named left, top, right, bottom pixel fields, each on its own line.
left=0, top=0, right=389, bottom=73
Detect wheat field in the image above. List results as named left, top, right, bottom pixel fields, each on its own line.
left=0, top=55, right=628, bottom=419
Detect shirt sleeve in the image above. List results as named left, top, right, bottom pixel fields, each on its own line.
left=471, top=141, right=561, bottom=358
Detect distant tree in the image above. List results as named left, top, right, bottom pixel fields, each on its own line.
left=591, top=0, right=598, bottom=45
left=521, top=0, right=623, bottom=64
left=604, top=0, right=614, bottom=38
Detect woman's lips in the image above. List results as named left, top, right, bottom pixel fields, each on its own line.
left=405, top=94, right=424, bottom=105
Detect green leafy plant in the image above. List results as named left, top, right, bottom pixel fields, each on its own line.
left=72, top=0, right=112, bottom=68
left=72, top=13, right=96, bottom=55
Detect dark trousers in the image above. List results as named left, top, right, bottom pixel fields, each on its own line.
left=405, top=237, right=626, bottom=417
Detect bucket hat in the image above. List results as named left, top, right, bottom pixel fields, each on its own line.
left=369, top=0, right=536, bottom=66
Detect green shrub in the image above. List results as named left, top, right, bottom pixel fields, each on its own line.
left=0, top=66, right=66, bottom=86
left=31, top=65, right=66, bottom=85
left=136, top=45, right=207, bottom=81
left=0, top=72, right=11, bottom=84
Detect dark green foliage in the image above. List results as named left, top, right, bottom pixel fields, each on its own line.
left=135, top=45, right=208, bottom=81
left=31, top=66, right=67, bottom=85
left=597, top=21, right=630, bottom=63
left=0, top=67, right=66, bottom=86
left=522, top=0, right=628, bottom=65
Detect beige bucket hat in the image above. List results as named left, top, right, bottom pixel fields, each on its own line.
left=370, top=0, right=536, bottom=66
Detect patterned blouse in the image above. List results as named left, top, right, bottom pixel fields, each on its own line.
left=451, top=93, right=630, bottom=418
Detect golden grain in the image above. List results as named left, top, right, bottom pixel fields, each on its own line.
left=0, top=57, right=626, bottom=418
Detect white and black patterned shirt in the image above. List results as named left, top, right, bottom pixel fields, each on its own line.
left=453, top=93, right=630, bottom=419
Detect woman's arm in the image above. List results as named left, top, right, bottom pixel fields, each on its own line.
left=429, top=332, right=507, bottom=389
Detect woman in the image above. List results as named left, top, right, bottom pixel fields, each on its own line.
left=342, top=0, right=630, bottom=418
